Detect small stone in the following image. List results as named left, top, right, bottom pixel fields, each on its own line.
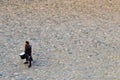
left=68, top=51, right=72, bottom=54
left=0, top=72, right=3, bottom=77
left=13, top=72, right=19, bottom=76
left=30, top=38, right=36, bottom=41
left=68, top=49, right=72, bottom=54
left=27, top=78, right=34, bottom=80
left=89, top=55, right=93, bottom=57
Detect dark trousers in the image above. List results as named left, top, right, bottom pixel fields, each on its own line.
left=29, top=59, right=31, bottom=66
left=25, top=54, right=32, bottom=66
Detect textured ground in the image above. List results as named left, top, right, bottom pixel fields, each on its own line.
left=0, top=0, right=120, bottom=80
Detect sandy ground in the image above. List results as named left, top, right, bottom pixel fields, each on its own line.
left=0, top=0, right=120, bottom=80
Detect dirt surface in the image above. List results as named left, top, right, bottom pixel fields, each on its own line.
left=0, top=0, right=120, bottom=80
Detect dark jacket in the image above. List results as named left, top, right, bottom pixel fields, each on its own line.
left=25, top=45, right=32, bottom=56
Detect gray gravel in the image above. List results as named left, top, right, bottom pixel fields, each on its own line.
left=0, top=0, right=120, bottom=80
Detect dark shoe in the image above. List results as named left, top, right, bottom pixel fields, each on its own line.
left=24, top=62, right=28, bottom=64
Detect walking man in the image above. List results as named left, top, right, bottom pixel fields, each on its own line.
left=24, top=41, right=33, bottom=68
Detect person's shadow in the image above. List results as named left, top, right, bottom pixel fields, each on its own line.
left=32, top=53, right=50, bottom=67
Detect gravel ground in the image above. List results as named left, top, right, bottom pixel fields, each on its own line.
left=0, top=0, right=120, bottom=80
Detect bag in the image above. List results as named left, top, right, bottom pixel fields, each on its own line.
left=19, top=52, right=26, bottom=59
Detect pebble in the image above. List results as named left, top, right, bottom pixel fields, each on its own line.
left=68, top=49, right=72, bottom=54
left=27, top=78, right=34, bottom=80
left=13, top=72, right=19, bottom=76
left=0, top=72, right=2, bottom=77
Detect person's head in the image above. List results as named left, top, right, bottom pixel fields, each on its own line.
left=25, top=41, right=29, bottom=45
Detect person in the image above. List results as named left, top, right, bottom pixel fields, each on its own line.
left=24, top=41, right=33, bottom=68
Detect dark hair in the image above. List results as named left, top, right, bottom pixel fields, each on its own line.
left=26, top=41, right=29, bottom=44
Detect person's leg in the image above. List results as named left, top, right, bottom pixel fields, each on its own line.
left=29, top=53, right=33, bottom=61
left=28, top=60, right=31, bottom=68
left=28, top=57, right=32, bottom=68
left=30, top=56, right=33, bottom=61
